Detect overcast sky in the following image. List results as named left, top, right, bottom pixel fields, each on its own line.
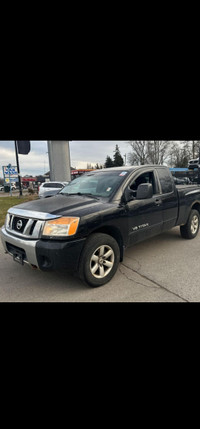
left=0, top=141, right=130, bottom=178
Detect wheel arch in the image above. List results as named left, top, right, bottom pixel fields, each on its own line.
left=88, top=225, right=124, bottom=262
left=191, top=202, right=200, bottom=214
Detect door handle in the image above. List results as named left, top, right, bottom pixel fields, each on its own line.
left=155, top=198, right=162, bottom=206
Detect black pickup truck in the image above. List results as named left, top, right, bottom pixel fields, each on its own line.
left=1, top=165, right=200, bottom=287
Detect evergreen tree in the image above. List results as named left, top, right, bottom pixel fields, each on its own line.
left=104, top=155, right=114, bottom=168
left=113, top=145, right=124, bottom=166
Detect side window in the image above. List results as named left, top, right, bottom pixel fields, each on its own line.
left=55, top=184, right=64, bottom=188
left=129, top=171, right=158, bottom=195
left=157, top=168, right=173, bottom=194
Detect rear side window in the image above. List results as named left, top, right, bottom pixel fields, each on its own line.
left=53, top=184, right=63, bottom=188
left=157, top=168, right=173, bottom=194
left=43, top=183, right=63, bottom=188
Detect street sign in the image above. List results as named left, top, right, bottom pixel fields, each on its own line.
left=3, top=166, right=18, bottom=178
left=5, top=178, right=19, bottom=183
left=2, top=166, right=18, bottom=195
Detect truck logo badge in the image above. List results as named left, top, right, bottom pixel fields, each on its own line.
left=16, top=220, right=23, bottom=230
left=132, top=223, right=149, bottom=232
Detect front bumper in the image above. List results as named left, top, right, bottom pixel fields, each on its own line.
left=1, top=226, right=39, bottom=267
left=1, top=226, right=86, bottom=272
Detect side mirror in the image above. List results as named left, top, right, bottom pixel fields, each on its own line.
left=136, top=183, right=153, bottom=199
left=123, top=187, right=136, bottom=203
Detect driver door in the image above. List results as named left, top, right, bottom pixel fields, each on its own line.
left=125, top=170, right=163, bottom=246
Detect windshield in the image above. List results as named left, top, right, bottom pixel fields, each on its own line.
left=60, top=171, right=130, bottom=198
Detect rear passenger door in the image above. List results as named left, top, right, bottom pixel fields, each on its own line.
left=156, top=167, right=178, bottom=230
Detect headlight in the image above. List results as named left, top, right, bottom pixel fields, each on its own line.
left=42, top=217, right=80, bottom=237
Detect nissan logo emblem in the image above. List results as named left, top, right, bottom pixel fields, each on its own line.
left=16, top=220, right=23, bottom=230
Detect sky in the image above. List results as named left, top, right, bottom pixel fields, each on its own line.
left=0, top=141, right=130, bottom=178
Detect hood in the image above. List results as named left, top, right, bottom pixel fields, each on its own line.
left=13, top=194, right=107, bottom=217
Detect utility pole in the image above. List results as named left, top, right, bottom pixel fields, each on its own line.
left=192, top=141, right=195, bottom=159
left=48, top=141, right=71, bottom=182
left=14, top=141, right=23, bottom=196
left=7, top=164, right=12, bottom=197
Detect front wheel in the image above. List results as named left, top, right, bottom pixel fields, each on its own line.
left=180, top=209, right=200, bottom=239
left=79, top=233, right=120, bottom=287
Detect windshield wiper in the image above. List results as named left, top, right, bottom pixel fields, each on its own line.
left=59, top=192, right=99, bottom=200
left=80, top=193, right=100, bottom=200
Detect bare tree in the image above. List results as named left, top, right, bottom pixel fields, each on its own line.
left=147, top=141, right=169, bottom=164
left=128, top=140, right=169, bottom=165
left=168, top=142, right=189, bottom=167
left=127, top=141, right=150, bottom=165
left=187, top=141, right=200, bottom=159
left=167, top=141, right=199, bottom=167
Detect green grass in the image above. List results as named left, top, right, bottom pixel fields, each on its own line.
left=0, top=195, right=38, bottom=227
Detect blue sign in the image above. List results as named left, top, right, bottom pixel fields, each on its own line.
left=3, top=166, right=18, bottom=177
left=2, top=165, right=18, bottom=188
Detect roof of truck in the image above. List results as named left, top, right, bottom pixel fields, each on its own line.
left=91, top=165, right=168, bottom=173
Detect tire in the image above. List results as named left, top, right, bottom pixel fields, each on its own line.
left=180, top=209, right=200, bottom=239
left=79, top=233, right=120, bottom=287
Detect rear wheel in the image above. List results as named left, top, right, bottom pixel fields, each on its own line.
left=79, top=233, right=120, bottom=287
left=180, top=209, right=200, bottom=239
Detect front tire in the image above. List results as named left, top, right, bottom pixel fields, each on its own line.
left=180, top=209, right=200, bottom=239
left=79, top=233, right=120, bottom=287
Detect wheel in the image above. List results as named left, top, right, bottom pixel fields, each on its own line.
left=79, top=233, right=120, bottom=287
left=180, top=209, right=200, bottom=239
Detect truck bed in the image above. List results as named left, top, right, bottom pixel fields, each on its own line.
left=176, top=184, right=200, bottom=225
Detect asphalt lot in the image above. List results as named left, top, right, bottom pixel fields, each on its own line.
left=0, top=226, right=200, bottom=302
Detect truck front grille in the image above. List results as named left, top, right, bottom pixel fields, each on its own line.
left=12, top=216, right=29, bottom=234
left=6, top=214, right=44, bottom=239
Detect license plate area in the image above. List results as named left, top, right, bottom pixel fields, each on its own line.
left=13, top=252, right=24, bottom=265
left=6, top=242, right=26, bottom=265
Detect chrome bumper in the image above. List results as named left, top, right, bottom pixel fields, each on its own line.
left=0, top=226, right=39, bottom=268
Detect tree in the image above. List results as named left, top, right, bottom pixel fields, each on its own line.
left=94, top=163, right=103, bottom=169
left=168, top=141, right=194, bottom=168
left=147, top=141, right=169, bottom=164
left=87, top=163, right=94, bottom=169
left=187, top=141, right=200, bottom=159
left=128, top=141, right=170, bottom=165
left=128, top=141, right=150, bottom=165
left=113, top=144, right=124, bottom=166
left=104, top=155, right=114, bottom=168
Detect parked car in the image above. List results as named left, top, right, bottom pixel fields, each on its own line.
left=173, top=177, right=191, bottom=185
left=188, top=158, right=200, bottom=169
left=0, top=185, right=16, bottom=191
left=38, top=181, right=69, bottom=198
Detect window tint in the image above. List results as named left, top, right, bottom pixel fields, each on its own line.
left=157, top=168, right=173, bottom=194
